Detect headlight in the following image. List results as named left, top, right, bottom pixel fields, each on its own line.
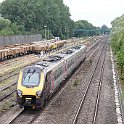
left=36, top=90, right=42, bottom=97
left=17, top=89, right=23, bottom=97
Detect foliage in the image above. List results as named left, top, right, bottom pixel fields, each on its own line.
left=0, top=17, right=25, bottom=36
left=74, top=20, right=110, bottom=37
left=0, top=18, right=11, bottom=30
left=74, top=20, right=96, bottom=37
left=0, top=0, right=74, bottom=39
left=111, top=15, right=124, bottom=75
left=0, top=28, right=14, bottom=35
left=101, top=25, right=110, bottom=34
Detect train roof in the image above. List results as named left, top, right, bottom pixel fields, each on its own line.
left=22, top=44, right=86, bottom=72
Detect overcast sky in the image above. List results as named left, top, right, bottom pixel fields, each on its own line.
left=0, top=0, right=124, bottom=27
left=63, top=0, right=124, bottom=27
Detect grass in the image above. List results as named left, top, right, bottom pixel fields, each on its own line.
left=0, top=75, right=18, bottom=87
left=0, top=93, right=16, bottom=116
left=116, top=67, right=124, bottom=100
left=73, top=79, right=79, bottom=87
left=120, top=76, right=124, bottom=100
left=0, top=57, right=41, bottom=76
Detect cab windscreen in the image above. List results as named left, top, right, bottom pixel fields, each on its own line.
left=22, top=72, right=40, bottom=87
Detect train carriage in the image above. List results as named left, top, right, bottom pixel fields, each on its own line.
left=17, top=45, right=87, bottom=109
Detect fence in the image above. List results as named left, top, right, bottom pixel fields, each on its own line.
left=0, top=34, right=42, bottom=46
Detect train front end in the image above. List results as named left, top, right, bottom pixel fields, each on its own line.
left=17, top=66, right=45, bottom=109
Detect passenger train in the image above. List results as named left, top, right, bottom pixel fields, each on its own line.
left=17, top=45, right=87, bottom=109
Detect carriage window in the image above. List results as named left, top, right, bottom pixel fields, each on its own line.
left=54, top=67, right=63, bottom=80
left=67, top=59, right=74, bottom=68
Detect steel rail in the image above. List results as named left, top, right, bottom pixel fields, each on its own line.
left=72, top=42, right=107, bottom=124
left=0, top=89, right=16, bottom=102
left=92, top=46, right=107, bottom=124
left=0, top=82, right=16, bottom=92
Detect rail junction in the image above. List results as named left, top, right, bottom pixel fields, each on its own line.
left=0, top=36, right=123, bottom=124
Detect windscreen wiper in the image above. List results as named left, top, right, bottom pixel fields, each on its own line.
left=27, top=70, right=36, bottom=81
left=23, top=69, right=31, bottom=80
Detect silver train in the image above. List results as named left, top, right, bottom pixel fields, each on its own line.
left=17, top=45, right=87, bottom=109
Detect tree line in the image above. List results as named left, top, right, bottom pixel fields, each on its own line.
left=74, top=20, right=110, bottom=37
left=111, top=15, right=124, bottom=77
left=0, top=0, right=110, bottom=38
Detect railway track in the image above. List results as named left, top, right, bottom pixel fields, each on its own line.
left=0, top=55, right=40, bottom=77
left=72, top=42, right=107, bottom=124
left=0, top=54, right=37, bottom=67
left=0, top=89, right=16, bottom=102
left=0, top=81, right=17, bottom=102
left=6, top=39, right=103, bottom=124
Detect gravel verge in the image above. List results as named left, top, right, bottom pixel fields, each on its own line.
left=75, top=41, right=107, bottom=124
left=95, top=45, right=117, bottom=124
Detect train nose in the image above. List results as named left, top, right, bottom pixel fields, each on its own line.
left=25, top=98, right=32, bottom=106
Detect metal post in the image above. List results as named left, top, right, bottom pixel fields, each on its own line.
left=44, top=25, right=47, bottom=39
left=45, top=29, right=47, bottom=39
left=48, top=29, right=49, bottom=40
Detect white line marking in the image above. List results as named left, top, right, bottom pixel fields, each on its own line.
left=110, top=47, right=123, bottom=124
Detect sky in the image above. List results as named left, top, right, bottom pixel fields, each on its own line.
left=63, top=0, right=124, bottom=27
left=0, top=0, right=124, bottom=27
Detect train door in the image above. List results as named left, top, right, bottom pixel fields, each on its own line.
left=64, top=60, right=67, bottom=79
left=44, top=71, right=52, bottom=98
left=45, top=71, right=54, bottom=94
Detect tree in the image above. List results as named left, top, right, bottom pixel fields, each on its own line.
left=0, top=0, right=74, bottom=39
left=111, top=15, right=124, bottom=76
left=101, top=25, right=110, bottom=34
left=74, top=20, right=99, bottom=37
left=0, top=17, right=11, bottom=30
left=0, top=17, right=24, bottom=36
